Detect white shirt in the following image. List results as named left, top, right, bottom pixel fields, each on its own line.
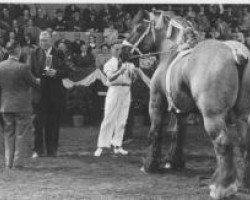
left=104, top=57, right=135, bottom=86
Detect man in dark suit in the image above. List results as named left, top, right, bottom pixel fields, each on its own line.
left=0, top=41, right=40, bottom=169
left=31, top=31, right=69, bottom=158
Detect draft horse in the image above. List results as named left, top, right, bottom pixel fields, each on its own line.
left=122, top=10, right=250, bottom=199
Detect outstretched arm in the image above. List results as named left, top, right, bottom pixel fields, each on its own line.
left=135, top=68, right=151, bottom=88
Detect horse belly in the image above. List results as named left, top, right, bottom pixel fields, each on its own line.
left=170, top=56, right=197, bottom=113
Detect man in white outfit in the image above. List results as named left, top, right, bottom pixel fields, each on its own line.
left=94, top=43, right=136, bottom=157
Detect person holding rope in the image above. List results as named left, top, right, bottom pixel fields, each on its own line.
left=94, top=43, right=150, bottom=157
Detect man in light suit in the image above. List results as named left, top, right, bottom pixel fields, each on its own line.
left=31, top=31, right=69, bottom=157
left=0, top=41, right=40, bottom=169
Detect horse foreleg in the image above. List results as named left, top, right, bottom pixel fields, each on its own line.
left=203, top=115, right=237, bottom=199
left=164, top=113, right=187, bottom=170
left=142, top=91, right=164, bottom=173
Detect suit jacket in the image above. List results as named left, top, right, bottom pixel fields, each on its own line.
left=0, top=58, right=39, bottom=113
left=31, top=47, right=69, bottom=112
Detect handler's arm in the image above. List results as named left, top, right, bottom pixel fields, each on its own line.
left=136, top=68, right=151, bottom=88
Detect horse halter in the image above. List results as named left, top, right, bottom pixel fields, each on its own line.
left=122, top=19, right=155, bottom=55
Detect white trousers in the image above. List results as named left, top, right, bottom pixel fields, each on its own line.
left=97, top=86, right=131, bottom=148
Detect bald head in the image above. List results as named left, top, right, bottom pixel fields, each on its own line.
left=40, top=31, right=52, bottom=50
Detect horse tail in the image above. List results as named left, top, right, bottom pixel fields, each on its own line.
left=232, top=48, right=248, bottom=67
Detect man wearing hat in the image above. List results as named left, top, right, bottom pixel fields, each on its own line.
left=0, top=41, right=40, bottom=169
left=31, top=31, right=69, bottom=158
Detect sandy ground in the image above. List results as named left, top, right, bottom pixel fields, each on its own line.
left=0, top=123, right=249, bottom=200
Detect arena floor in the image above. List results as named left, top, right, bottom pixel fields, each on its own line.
left=0, top=123, right=249, bottom=200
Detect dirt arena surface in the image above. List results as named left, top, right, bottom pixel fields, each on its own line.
left=0, top=123, right=250, bottom=200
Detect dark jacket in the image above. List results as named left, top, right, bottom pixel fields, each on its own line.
left=31, top=47, right=69, bottom=112
left=0, top=58, right=39, bottom=113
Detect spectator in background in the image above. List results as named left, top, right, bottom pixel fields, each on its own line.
left=35, top=7, right=50, bottom=30
left=232, top=27, right=245, bottom=43
left=240, top=7, right=250, bottom=35
left=196, top=5, right=210, bottom=33
left=52, top=9, right=67, bottom=31
left=64, top=4, right=80, bottom=21
left=95, top=43, right=111, bottom=71
left=8, top=31, right=15, bottom=44
left=68, top=10, right=86, bottom=32
left=88, top=34, right=97, bottom=54
left=18, top=9, right=30, bottom=28
left=209, top=26, right=220, bottom=39
left=123, top=12, right=133, bottom=33
left=21, top=33, right=36, bottom=62
left=24, top=18, right=41, bottom=45
left=215, top=17, right=229, bottom=39
left=186, top=5, right=196, bottom=19
left=76, top=44, right=95, bottom=69
left=71, top=32, right=84, bottom=56
left=1, top=7, right=12, bottom=28
left=12, top=19, right=25, bottom=46
left=103, top=21, right=119, bottom=46
left=87, top=12, right=99, bottom=32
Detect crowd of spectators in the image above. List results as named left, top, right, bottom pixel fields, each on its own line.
left=0, top=4, right=250, bottom=68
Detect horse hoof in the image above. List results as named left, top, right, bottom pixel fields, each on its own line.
left=209, top=181, right=238, bottom=200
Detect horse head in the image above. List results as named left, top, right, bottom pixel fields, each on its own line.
left=121, top=9, right=176, bottom=60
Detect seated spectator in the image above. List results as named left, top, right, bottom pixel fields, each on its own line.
left=67, top=10, right=87, bottom=32
left=20, top=33, right=36, bottom=63
left=52, top=9, right=67, bottom=31
left=12, top=19, right=25, bottom=46
left=7, top=31, right=15, bottom=45
left=86, top=12, right=99, bottom=32
left=1, top=8, right=12, bottom=26
left=0, top=7, right=12, bottom=30
left=186, top=5, right=196, bottom=19
left=75, top=44, right=96, bottom=69
left=88, top=34, right=98, bottom=54
left=208, top=26, right=220, bottom=39
left=18, top=8, right=30, bottom=28
left=103, top=21, right=119, bottom=46
left=64, top=4, right=80, bottom=21
left=24, top=18, right=41, bottom=44
left=35, top=7, right=51, bottom=30
left=232, top=27, right=245, bottom=43
left=95, top=43, right=111, bottom=71
left=196, top=6, right=210, bottom=33
left=123, top=12, right=133, bottom=33
left=71, top=32, right=84, bottom=56
left=215, top=17, right=229, bottom=39
left=240, top=7, right=250, bottom=35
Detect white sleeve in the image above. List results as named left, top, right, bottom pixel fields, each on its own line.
left=103, top=58, right=117, bottom=77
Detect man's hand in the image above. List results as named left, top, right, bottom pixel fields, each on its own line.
left=45, top=69, right=57, bottom=77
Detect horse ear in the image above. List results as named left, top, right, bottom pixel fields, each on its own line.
left=132, top=9, right=144, bottom=25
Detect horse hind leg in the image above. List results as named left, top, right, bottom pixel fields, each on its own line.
left=234, top=112, right=250, bottom=191
left=203, top=115, right=238, bottom=199
left=142, top=90, right=165, bottom=173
